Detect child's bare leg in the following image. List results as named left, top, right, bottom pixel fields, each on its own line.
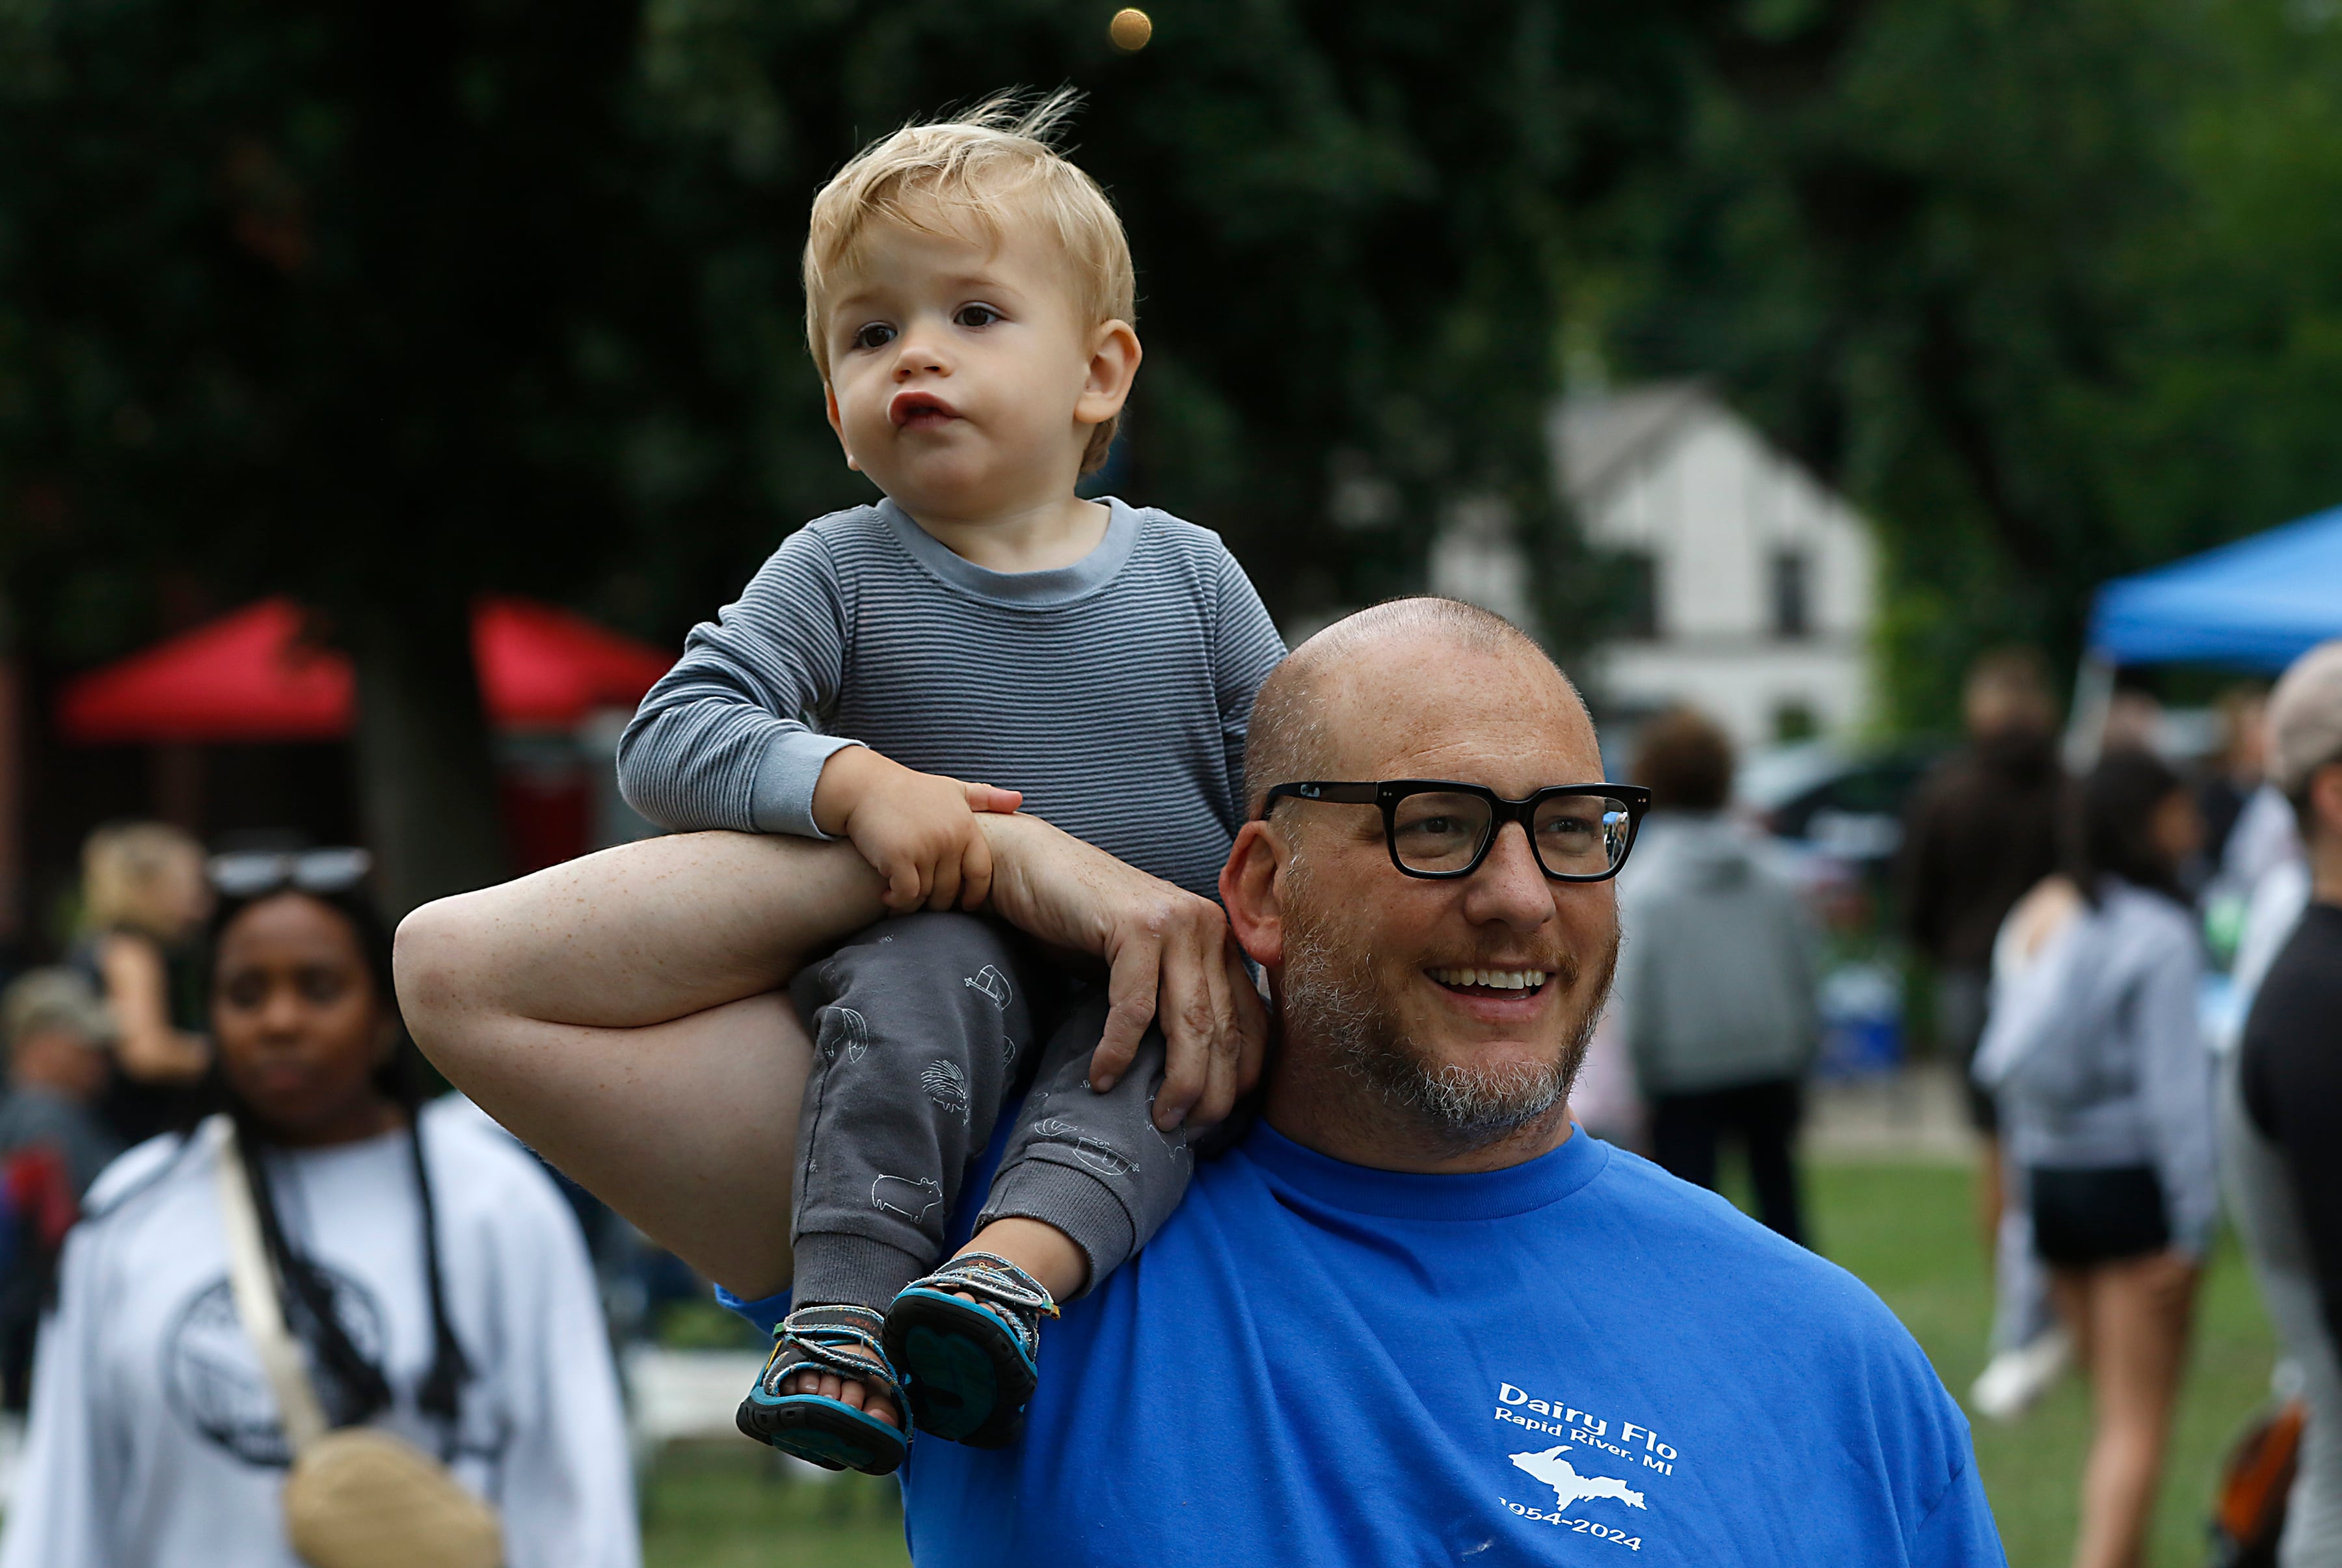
left=956, top=1216, right=1090, bottom=1301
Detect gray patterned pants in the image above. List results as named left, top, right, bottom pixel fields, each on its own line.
left=787, top=913, right=1193, bottom=1312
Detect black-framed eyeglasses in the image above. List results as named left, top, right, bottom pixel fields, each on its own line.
left=1259, top=781, right=1652, bottom=882
left=208, top=847, right=373, bottom=900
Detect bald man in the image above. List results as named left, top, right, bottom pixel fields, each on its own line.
left=399, top=599, right=2003, bottom=1565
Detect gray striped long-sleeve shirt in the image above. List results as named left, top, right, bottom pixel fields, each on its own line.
left=617, top=496, right=1287, bottom=901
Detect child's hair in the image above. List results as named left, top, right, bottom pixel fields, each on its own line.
left=804, top=89, right=1137, bottom=474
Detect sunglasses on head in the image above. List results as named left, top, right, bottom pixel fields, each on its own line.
left=208, top=847, right=373, bottom=900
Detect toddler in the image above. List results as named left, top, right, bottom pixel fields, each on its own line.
left=617, top=93, right=1284, bottom=1476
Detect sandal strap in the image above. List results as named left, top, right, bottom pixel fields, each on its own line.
left=770, top=1303, right=902, bottom=1405
left=902, top=1252, right=1060, bottom=1360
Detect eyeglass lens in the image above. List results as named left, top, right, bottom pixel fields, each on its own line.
left=1388, top=791, right=1634, bottom=877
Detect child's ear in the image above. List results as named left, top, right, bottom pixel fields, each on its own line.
left=824, top=383, right=861, bottom=472
left=1074, top=319, right=1142, bottom=429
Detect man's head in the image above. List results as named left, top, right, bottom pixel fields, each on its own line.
left=1961, top=648, right=2056, bottom=744
left=803, top=92, right=1140, bottom=522
left=3, top=969, right=114, bottom=1103
left=2268, top=640, right=2342, bottom=865
left=1222, top=599, right=1620, bottom=1168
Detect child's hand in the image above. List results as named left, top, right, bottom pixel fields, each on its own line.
left=813, top=748, right=1022, bottom=912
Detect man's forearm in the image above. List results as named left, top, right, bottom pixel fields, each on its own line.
left=398, top=830, right=883, bottom=1034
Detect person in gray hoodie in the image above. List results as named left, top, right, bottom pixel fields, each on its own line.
left=1972, top=747, right=2213, bottom=1568
left=1614, top=707, right=1822, bottom=1243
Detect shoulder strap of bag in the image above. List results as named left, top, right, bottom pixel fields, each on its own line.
left=212, top=1114, right=330, bottom=1456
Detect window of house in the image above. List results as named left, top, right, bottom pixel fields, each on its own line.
left=1770, top=549, right=1812, bottom=640
left=1614, top=550, right=1659, bottom=640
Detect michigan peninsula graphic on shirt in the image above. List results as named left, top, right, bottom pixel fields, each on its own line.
left=1508, top=1446, right=1648, bottom=1513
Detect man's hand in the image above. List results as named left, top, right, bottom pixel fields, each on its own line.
left=813, top=747, right=1023, bottom=912
left=977, top=812, right=1268, bottom=1131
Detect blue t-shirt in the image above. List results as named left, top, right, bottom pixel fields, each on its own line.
left=733, top=1124, right=2002, bottom=1566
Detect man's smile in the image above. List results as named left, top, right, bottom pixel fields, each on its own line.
left=1428, top=966, right=1551, bottom=997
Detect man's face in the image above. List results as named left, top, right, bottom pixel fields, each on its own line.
left=819, top=215, right=1110, bottom=524
left=1258, top=643, right=1620, bottom=1148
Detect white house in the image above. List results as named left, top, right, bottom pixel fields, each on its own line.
left=1550, top=383, right=1877, bottom=749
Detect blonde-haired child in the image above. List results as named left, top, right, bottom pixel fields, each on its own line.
left=617, top=92, right=1285, bottom=1475
left=75, top=822, right=211, bottom=1127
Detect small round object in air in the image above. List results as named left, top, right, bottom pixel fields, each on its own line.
left=1109, top=8, right=1153, bottom=50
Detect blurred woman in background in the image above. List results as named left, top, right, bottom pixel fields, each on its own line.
left=3, top=858, right=637, bottom=1568
left=1976, top=750, right=2216, bottom=1568
left=70, top=822, right=213, bottom=1145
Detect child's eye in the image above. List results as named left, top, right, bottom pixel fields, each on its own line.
left=954, top=304, right=1002, bottom=329
left=851, top=322, right=896, bottom=351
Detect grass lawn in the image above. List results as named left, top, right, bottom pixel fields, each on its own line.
left=639, top=1158, right=2278, bottom=1567
left=1805, top=1160, right=2274, bottom=1568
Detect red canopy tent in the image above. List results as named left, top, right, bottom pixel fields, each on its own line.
left=58, top=596, right=673, bottom=743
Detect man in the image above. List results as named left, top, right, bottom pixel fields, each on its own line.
left=1897, top=649, right=2067, bottom=1418
left=0, top=969, right=125, bottom=1408
left=399, top=599, right=2002, bottom=1564
left=0, top=971, right=123, bottom=1200
left=2226, top=640, right=2342, bottom=1567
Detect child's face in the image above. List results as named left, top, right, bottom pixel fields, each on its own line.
left=820, top=214, right=1135, bottom=524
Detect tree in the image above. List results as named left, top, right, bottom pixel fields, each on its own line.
left=0, top=0, right=1705, bottom=906
left=1600, top=0, right=2342, bottom=729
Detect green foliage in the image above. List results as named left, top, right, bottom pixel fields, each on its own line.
left=1598, top=0, right=2342, bottom=732
left=0, top=0, right=1704, bottom=665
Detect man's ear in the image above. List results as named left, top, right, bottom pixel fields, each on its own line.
left=824, top=383, right=861, bottom=472
left=1073, top=319, right=1142, bottom=430
left=1220, top=820, right=1288, bottom=969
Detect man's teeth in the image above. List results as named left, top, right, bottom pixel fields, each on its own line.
left=1431, top=967, right=1549, bottom=991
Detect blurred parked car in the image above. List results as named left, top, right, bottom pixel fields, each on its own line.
left=1737, top=740, right=1941, bottom=865
left=1736, top=741, right=1941, bottom=1077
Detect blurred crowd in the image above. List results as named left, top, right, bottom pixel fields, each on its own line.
left=0, top=828, right=639, bottom=1568
left=0, top=639, right=2334, bottom=1568
left=1582, top=639, right=2342, bottom=1568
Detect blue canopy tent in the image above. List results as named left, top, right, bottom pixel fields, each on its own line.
left=2088, top=502, right=2342, bottom=672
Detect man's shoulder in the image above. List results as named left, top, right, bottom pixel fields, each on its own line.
left=2260, top=906, right=2342, bottom=1004
left=1578, top=1148, right=1922, bottom=1344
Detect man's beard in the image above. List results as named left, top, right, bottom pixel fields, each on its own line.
left=1278, top=878, right=1616, bottom=1151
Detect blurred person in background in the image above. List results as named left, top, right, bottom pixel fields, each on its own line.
left=69, top=822, right=213, bottom=1146
left=1615, top=707, right=1820, bottom=1243
left=2099, top=690, right=2166, bottom=760
left=1898, top=649, right=2069, bottom=1415
left=1974, top=749, right=2215, bottom=1568
left=2198, top=684, right=2269, bottom=869
left=0, top=969, right=126, bottom=1409
left=0, top=970, right=126, bottom=1198
left=2223, top=640, right=2342, bottom=1568
left=0, top=859, right=637, bottom=1568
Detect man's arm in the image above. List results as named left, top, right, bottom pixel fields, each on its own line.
left=394, top=815, right=1263, bottom=1298
left=396, top=831, right=879, bottom=1298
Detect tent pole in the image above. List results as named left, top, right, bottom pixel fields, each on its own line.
left=2064, top=653, right=2115, bottom=776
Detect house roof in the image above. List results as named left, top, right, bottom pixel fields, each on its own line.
left=1552, top=381, right=1711, bottom=506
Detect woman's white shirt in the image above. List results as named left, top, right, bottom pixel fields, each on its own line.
left=0, top=1096, right=639, bottom=1568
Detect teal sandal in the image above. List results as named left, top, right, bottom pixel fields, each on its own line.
left=883, top=1252, right=1059, bottom=1448
left=736, top=1303, right=908, bottom=1474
